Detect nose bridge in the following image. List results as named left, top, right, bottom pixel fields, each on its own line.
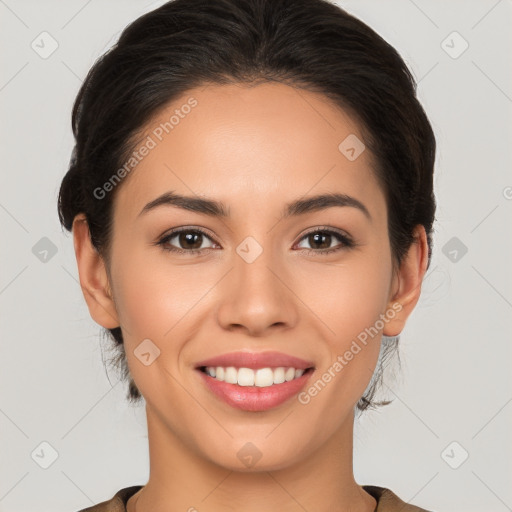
left=234, top=233, right=284, bottom=308
left=235, top=234, right=279, bottom=292
left=215, top=233, right=298, bottom=334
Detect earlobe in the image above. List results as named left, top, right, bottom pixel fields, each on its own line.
left=72, top=213, right=120, bottom=329
left=383, top=225, right=429, bottom=337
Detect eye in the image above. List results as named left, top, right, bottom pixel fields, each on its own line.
left=155, top=226, right=354, bottom=256
left=295, top=227, right=354, bottom=255
left=156, top=227, right=218, bottom=255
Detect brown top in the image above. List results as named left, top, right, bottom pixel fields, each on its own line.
left=76, top=484, right=433, bottom=511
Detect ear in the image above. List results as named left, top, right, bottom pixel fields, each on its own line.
left=383, top=225, right=429, bottom=337
left=72, top=213, right=120, bottom=329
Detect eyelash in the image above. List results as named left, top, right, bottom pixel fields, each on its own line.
left=155, top=226, right=355, bottom=256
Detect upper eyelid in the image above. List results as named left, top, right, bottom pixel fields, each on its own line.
left=300, top=225, right=352, bottom=239
left=159, top=226, right=352, bottom=247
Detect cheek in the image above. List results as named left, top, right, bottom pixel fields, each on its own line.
left=293, top=261, right=391, bottom=417
left=110, top=247, right=217, bottom=342
left=293, top=250, right=392, bottom=405
left=295, top=253, right=392, bottom=345
left=109, top=250, right=215, bottom=394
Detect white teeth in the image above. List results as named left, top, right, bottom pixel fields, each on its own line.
left=238, top=367, right=255, bottom=386
left=285, top=367, right=296, bottom=381
left=273, top=367, right=285, bottom=384
left=225, top=366, right=238, bottom=384
left=203, top=366, right=307, bottom=387
left=254, top=368, right=274, bottom=387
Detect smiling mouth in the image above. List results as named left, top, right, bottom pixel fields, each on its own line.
left=197, top=365, right=315, bottom=388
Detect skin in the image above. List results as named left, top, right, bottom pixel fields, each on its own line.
left=72, top=82, right=428, bottom=512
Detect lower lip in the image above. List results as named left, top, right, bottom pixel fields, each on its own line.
left=196, top=368, right=314, bottom=412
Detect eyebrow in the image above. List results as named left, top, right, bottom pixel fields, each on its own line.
left=138, top=191, right=371, bottom=221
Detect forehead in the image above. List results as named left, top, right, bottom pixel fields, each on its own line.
left=114, top=81, right=384, bottom=220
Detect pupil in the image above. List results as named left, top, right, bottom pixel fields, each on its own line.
left=311, top=232, right=330, bottom=249
left=180, top=232, right=202, bottom=249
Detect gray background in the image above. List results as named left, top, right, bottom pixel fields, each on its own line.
left=1, top=0, right=511, bottom=511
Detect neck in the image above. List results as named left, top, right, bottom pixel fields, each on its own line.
left=129, top=404, right=376, bottom=512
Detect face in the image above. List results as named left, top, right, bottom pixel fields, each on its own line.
left=90, top=82, right=405, bottom=470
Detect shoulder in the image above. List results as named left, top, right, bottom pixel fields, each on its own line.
left=75, top=486, right=143, bottom=512
left=363, top=485, right=434, bottom=512
left=76, top=484, right=433, bottom=512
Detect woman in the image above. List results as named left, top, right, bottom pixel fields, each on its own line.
left=58, top=0, right=436, bottom=510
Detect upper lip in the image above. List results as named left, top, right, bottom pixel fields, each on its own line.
left=195, top=351, right=315, bottom=370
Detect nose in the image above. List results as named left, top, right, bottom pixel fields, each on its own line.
left=215, top=244, right=299, bottom=337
